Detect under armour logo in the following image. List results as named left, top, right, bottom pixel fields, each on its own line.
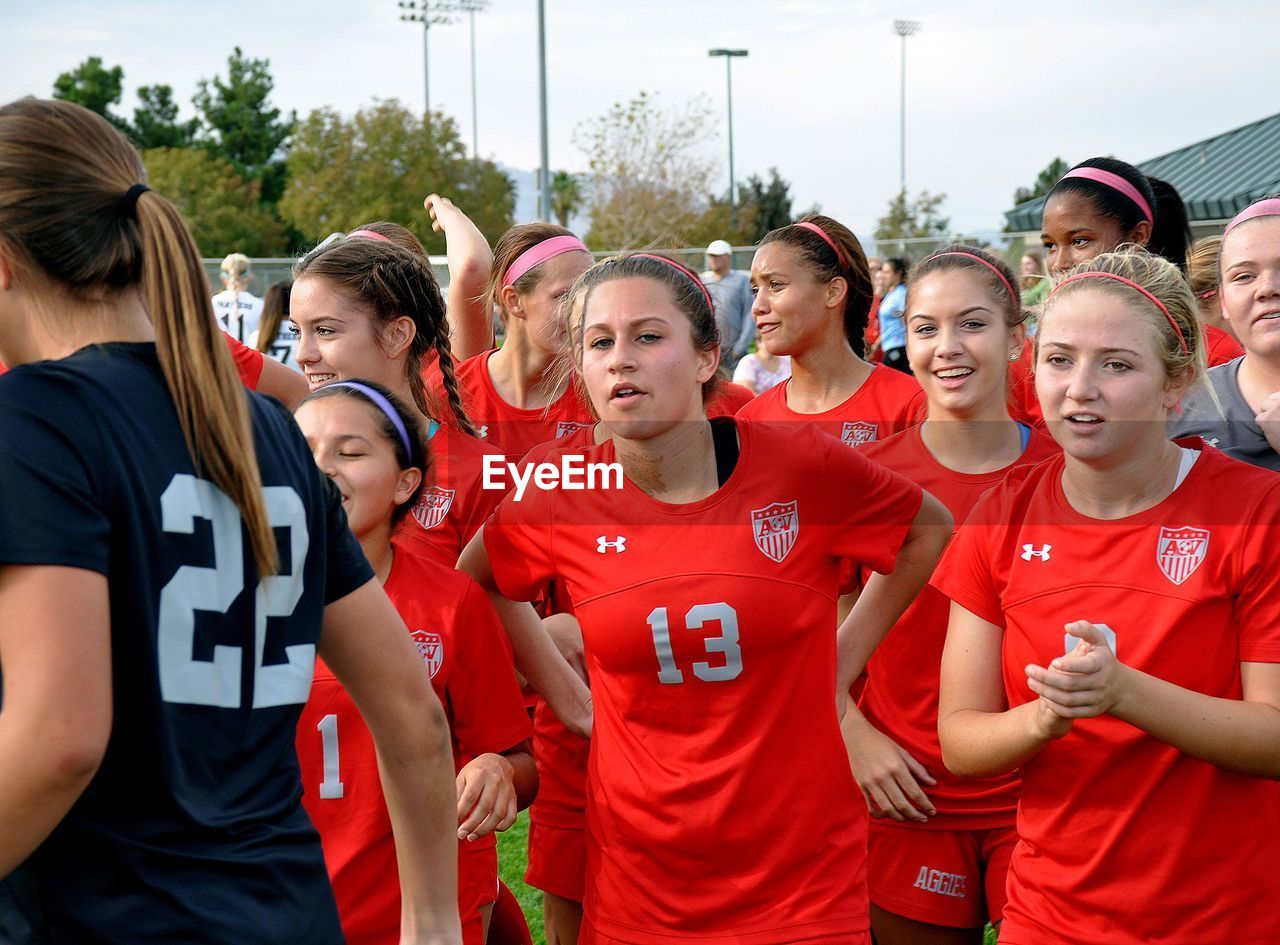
left=1021, top=544, right=1052, bottom=561
left=596, top=536, right=627, bottom=554
left=477, top=425, right=489, bottom=438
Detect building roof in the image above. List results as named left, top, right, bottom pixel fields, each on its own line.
left=1004, top=111, right=1280, bottom=232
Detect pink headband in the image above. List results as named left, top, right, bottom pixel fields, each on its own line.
left=1224, top=198, right=1280, bottom=236
left=1048, top=271, right=1188, bottom=355
left=347, top=229, right=392, bottom=243
left=931, top=251, right=1019, bottom=312
left=632, top=253, right=716, bottom=313
left=503, top=234, right=590, bottom=287
left=1060, top=167, right=1154, bottom=225
left=792, top=221, right=849, bottom=269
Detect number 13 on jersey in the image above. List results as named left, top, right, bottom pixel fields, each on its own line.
left=647, top=602, right=743, bottom=684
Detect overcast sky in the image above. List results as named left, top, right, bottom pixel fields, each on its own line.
left=4, top=0, right=1276, bottom=238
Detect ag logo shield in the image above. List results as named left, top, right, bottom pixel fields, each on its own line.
left=752, top=500, right=799, bottom=563
left=556, top=420, right=591, bottom=438
left=1156, top=526, right=1209, bottom=585
left=841, top=420, right=878, bottom=448
left=411, top=487, right=455, bottom=530
left=410, top=630, right=444, bottom=678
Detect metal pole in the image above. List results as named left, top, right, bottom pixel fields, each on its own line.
left=898, top=32, right=905, bottom=192
left=726, top=55, right=736, bottom=224
left=469, top=9, right=479, bottom=160
left=423, top=20, right=431, bottom=115
left=537, top=0, right=551, bottom=222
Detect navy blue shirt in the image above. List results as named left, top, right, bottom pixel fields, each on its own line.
left=0, top=343, right=372, bottom=944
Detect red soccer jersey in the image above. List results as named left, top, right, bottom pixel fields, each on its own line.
left=445, top=349, right=595, bottom=461
left=484, top=419, right=923, bottom=944
left=705, top=379, right=754, bottom=417
left=736, top=363, right=925, bottom=446
left=296, top=544, right=532, bottom=945
left=223, top=331, right=265, bottom=389
left=859, top=423, right=1059, bottom=829
left=931, top=442, right=1280, bottom=945
left=1006, top=338, right=1044, bottom=427
left=1206, top=323, right=1244, bottom=367
left=395, top=422, right=507, bottom=568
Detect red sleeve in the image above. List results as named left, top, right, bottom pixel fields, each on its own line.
left=929, top=490, right=1007, bottom=629
left=223, top=331, right=264, bottom=389
left=1235, top=482, right=1280, bottom=663
left=483, top=486, right=557, bottom=603
left=706, top=381, right=755, bottom=418
left=820, top=433, right=923, bottom=574
left=446, top=578, right=535, bottom=756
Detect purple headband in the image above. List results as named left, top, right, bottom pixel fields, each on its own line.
left=503, top=234, right=590, bottom=287
left=1060, top=167, right=1154, bottom=225
left=931, top=251, right=1020, bottom=312
left=327, top=381, right=413, bottom=458
left=1224, top=198, right=1280, bottom=236
left=631, top=253, right=716, bottom=313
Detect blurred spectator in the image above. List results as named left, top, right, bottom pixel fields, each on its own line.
left=212, top=252, right=264, bottom=344
left=701, top=239, right=753, bottom=367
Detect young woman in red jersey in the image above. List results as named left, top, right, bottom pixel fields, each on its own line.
left=447, top=223, right=595, bottom=459
left=289, top=236, right=501, bottom=568
left=851, top=247, right=1058, bottom=945
left=737, top=214, right=925, bottom=446
left=1012, top=158, right=1201, bottom=422
left=460, top=253, right=952, bottom=945
left=293, top=381, right=535, bottom=945
left=935, top=249, right=1280, bottom=945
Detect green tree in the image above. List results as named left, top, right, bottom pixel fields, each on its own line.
left=574, top=91, right=719, bottom=248
left=739, top=168, right=796, bottom=242
left=194, top=47, right=294, bottom=203
left=133, top=85, right=198, bottom=149
left=874, top=189, right=950, bottom=243
left=144, top=146, right=286, bottom=257
left=52, top=57, right=129, bottom=132
left=550, top=171, right=584, bottom=229
left=280, top=101, right=514, bottom=251
left=1013, top=157, right=1070, bottom=205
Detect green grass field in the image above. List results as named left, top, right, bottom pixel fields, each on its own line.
left=496, top=812, right=999, bottom=945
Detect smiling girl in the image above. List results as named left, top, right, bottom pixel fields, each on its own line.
left=1170, top=198, right=1280, bottom=470
left=852, top=247, right=1058, bottom=945
left=293, top=381, right=535, bottom=945
left=934, top=249, right=1280, bottom=945
left=738, top=215, right=924, bottom=447
left=460, top=253, right=951, bottom=944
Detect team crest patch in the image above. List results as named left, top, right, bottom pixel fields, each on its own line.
left=752, top=500, right=799, bottom=563
left=1156, top=526, right=1209, bottom=585
left=411, top=487, right=455, bottom=530
left=556, top=420, right=591, bottom=438
left=410, top=630, right=444, bottom=678
left=841, top=420, right=878, bottom=447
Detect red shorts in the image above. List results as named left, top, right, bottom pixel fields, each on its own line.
left=525, top=821, right=587, bottom=902
left=579, top=920, right=870, bottom=945
left=460, top=843, right=499, bottom=944
left=867, top=822, right=1016, bottom=929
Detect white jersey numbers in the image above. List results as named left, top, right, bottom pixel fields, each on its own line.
left=316, top=714, right=345, bottom=800
left=646, top=602, right=744, bottom=685
left=157, top=474, right=314, bottom=709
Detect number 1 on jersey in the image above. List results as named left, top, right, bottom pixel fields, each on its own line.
left=646, top=603, right=743, bottom=685
left=317, top=714, right=345, bottom=800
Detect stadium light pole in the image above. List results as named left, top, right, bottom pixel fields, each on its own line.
left=892, top=19, right=920, bottom=194
left=537, top=0, right=551, bottom=221
left=708, top=48, right=748, bottom=228
left=399, top=1, right=456, bottom=115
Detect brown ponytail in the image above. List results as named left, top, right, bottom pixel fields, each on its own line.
left=0, top=98, right=277, bottom=576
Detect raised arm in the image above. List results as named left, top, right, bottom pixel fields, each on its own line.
left=457, top=527, right=592, bottom=738
left=0, top=565, right=112, bottom=877
left=320, top=578, right=462, bottom=945
left=426, top=194, right=494, bottom=360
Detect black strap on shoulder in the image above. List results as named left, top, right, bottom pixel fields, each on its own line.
left=711, top=417, right=740, bottom=487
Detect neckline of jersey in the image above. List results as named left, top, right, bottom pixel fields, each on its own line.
left=605, top=416, right=752, bottom=516
left=777, top=363, right=887, bottom=420
left=477, top=348, right=580, bottom=419
left=1046, top=437, right=1212, bottom=525
left=905, top=421, right=1042, bottom=486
